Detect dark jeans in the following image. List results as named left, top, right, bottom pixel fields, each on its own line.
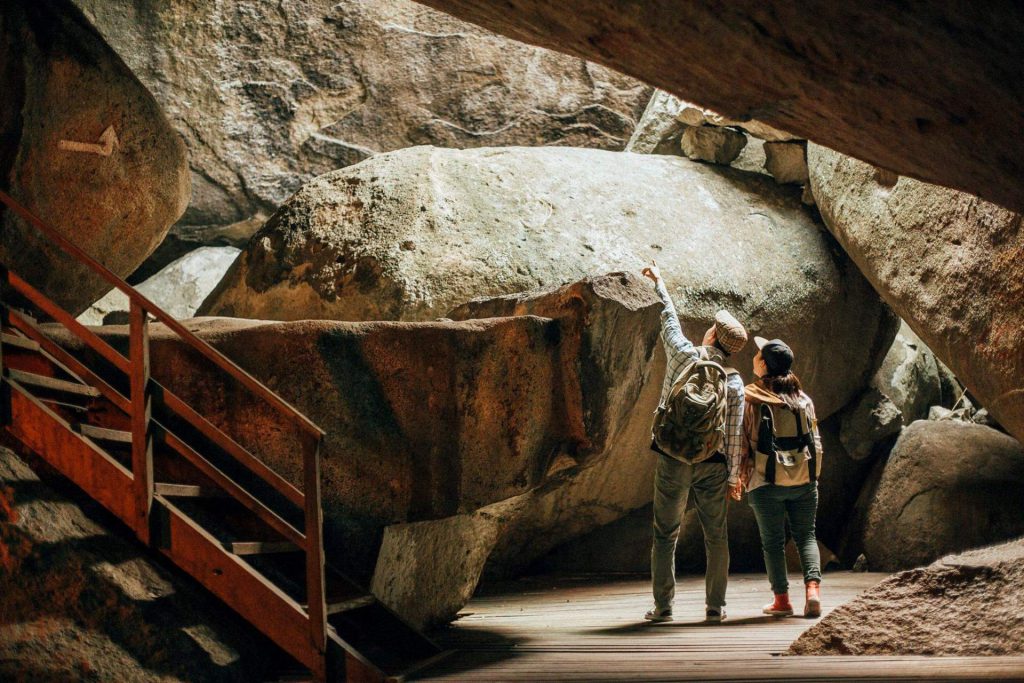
left=747, top=482, right=821, bottom=595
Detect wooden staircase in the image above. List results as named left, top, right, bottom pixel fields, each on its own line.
left=0, top=190, right=446, bottom=681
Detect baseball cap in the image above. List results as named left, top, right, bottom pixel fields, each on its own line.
left=755, top=336, right=794, bottom=375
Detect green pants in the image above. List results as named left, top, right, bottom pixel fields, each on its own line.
left=651, top=454, right=730, bottom=610
left=747, top=482, right=821, bottom=595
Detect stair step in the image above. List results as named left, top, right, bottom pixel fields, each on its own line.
left=78, top=424, right=133, bottom=444
left=327, top=595, right=376, bottom=615
left=7, top=368, right=100, bottom=397
left=228, top=541, right=300, bottom=556
left=302, top=594, right=376, bottom=616
left=154, top=482, right=228, bottom=499
left=1, top=331, right=40, bottom=352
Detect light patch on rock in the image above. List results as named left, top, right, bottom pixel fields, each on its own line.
left=79, top=246, right=240, bottom=325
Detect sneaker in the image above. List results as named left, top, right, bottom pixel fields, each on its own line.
left=644, top=606, right=673, bottom=622
left=705, top=607, right=726, bottom=622
left=762, top=592, right=794, bottom=617
left=804, top=581, right=822, bottom=618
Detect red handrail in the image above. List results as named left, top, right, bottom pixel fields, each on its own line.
left=0, top=189, right=329, bottom=672
left=0, top=189, right=324, bottom=438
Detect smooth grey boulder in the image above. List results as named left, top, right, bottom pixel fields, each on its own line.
left=201, top=145, right=897, bottom=420
left=871, top=322, right=960, bottom=425
left=79, top=246, right=241, bottom=325
left=862, top=421, right=1024, bottom=571
left=839, top=387, right=903, bottom=461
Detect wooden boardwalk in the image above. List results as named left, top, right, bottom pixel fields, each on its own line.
left=415, top=572, right=1024, bottom=681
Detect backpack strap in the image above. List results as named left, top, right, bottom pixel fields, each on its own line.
left=798, top=407, right=818, bottom=484
left=758, top=403, right=776, bottom=485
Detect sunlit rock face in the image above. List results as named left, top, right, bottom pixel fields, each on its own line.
left=809, top=144, right=1024, bottom=443
left=791, top=537, right=1024, bottom=656
left=201, top=145, right=897, bottom=420
left=72, top=0, right=650, bottom=242
left=0, top=0, right=189, bottom=314
left=861, top=421, right=1024, bottom=572
left=412, top=0, right=1024, bottom=215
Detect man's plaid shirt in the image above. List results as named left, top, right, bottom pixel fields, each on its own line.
left=655, top=280, right=745, bottom=485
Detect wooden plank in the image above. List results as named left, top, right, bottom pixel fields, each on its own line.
left=7, top=368, right=100, bottom=397
left=78, top=423, right=132, bottom=443
left=5, top=271, right=130, bottom=374
left=303, top=435, right=328, bottom=681
left=155, top=423, right=306, bottom=548
left=130, top=300, right=154, bottom=543
left=1, top=331, right=40, bottom=352
left=229, top=541, right=300, bottom=556
left=326, top=596, right=375, bottom=615
left=157, top=387, right=305, bottom=508
left=4, top=380, right=134, bottom=522
left=413, top=573, right=1024, bottom=681
left=4, top=307, right=131, bottom=414
left=153, top=496, right=320, bottom=673
left=154, top=482, right=227, bottom=498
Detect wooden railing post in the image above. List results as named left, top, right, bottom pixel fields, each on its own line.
left=304, top=434, right=328, bottom=681
left=0, top=267, right=8, bottom=427
left=129, top=298, right=154, bottom=543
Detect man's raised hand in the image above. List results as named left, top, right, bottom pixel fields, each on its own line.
left=642, top=260, right=662, bottom=283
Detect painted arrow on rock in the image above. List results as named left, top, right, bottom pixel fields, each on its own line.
left=59, top=125, right=119, bottom=157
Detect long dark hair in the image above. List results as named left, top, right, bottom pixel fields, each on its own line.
left=762, top=372, right=805, bottom=411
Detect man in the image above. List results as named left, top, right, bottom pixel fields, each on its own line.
left=642, top=261, right=747, bottom=623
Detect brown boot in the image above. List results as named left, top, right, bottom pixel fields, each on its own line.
left=805, top=581, right=822, bottom=618
left=762, top=592, right=793, bottom=616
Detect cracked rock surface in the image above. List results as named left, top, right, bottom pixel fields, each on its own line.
left=72, top=0, right=650, bottom=240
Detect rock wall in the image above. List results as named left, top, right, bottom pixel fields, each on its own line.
left=0, top=0, right=190, bottom=314
left=808, top=144, right=1024, bottom=444
left=412, top=0, right=1024, bottom=214
left=201, top=145, right=897, bottom=421
left=72, top=0, right=650, bottom=243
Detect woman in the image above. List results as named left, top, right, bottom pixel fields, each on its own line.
left=741, top=336, right=823, bottom=618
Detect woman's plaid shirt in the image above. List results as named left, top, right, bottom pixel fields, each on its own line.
left=655, top=280, right=745, bottom=485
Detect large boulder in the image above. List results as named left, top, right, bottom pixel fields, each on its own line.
left=201, top=145, right=897, bottom=420
left=72, top=0, right=650, bottom=243
left=413, top=0, right=1024, bottom=214
left=870, top=321, right=960, bottom=425
left=809, top=145, right=1024, bottom=443
left=0, top=447, right=281, bottom=680
left=0, top=0, right=190, bottom=315
left=862, top=420, right=1024, bottom=571
left=61, top=274, right=661, bottom=584
left=791, top=538, right=1024, bottom=656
